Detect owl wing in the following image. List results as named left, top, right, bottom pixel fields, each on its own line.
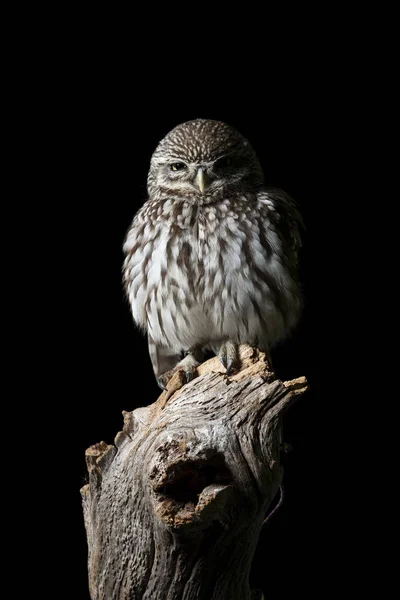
left=147, top=332, right=182, bottom=380
left=260, top=187, right=304, bottom=270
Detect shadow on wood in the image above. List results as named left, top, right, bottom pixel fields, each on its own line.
left=81, top=344, right=308, bottom=600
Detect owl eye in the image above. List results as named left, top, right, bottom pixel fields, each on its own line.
left=170, top=162, right=187, bottom=171
left=215, top=156, right=233, bottom=169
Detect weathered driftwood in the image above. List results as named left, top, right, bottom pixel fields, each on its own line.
left=81, top=344, right=308, bottom=600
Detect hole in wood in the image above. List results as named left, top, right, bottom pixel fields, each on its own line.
left=154, top=458, right=233, bottom=506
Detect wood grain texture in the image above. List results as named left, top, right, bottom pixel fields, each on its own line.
left=81, top=344, right=308, bottom=600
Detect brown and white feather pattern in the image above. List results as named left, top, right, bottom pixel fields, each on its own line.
left=123, top=195, right=301, bottom=358
left=123, top=119, right=303, bottom=380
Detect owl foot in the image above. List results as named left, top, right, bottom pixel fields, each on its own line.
left=157, top=351, right=201, bottom=390
left=217, top=341, right=238, bottom=375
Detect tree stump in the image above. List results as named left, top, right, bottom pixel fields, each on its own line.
left=81, top=344, right=308, bottom=600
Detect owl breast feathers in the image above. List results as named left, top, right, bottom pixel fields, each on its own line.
left=123, top=119, right=303, bottom=386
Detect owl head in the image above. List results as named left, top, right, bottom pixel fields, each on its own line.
left=147, top=119, right=264, bottom=199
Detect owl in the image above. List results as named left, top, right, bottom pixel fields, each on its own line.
left=123, top=119, right=303, bottom=388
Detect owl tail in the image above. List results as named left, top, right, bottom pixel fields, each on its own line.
left=147, top=333, right=182, bottom=380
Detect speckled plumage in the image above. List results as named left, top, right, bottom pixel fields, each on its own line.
left=123, top=119, right=303, bottom=384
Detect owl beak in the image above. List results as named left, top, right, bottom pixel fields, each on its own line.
left=195, top=168, right=206, bottom=193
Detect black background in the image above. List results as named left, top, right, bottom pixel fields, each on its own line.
left=10, top=8, right=386, bottom=595
left=53, top=51, right=339, bottom=599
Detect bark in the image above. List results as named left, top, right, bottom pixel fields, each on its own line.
left=81, top=344, right=308, bottom=600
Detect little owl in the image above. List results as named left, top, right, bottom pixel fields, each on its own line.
left=123, top=119, right=303, bottom=388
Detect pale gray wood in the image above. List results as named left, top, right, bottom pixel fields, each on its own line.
left=81, top=345, right=308, bottom=600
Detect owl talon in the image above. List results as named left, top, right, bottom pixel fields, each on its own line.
left=157, top=374, right=169, bottom=390
left=185, top=369, right=195, bottom=383
left=158, top=352, right=200, bottom=390
left=220, top=355, right=234, bottom=375
left=218, top=341, right=238, bottom=375
left=158, top=367, right=187, bottom=391
left=225, top=357, right=234, bottom=376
